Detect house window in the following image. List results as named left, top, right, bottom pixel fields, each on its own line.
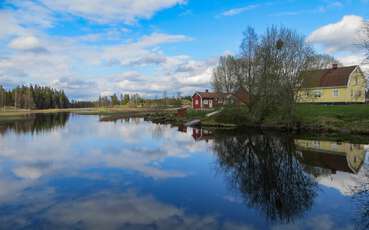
left=203, top=99, right=208, bottom=105
left=333, top=89, right=339, bottom=97
left=313, top=90, right=321, bottom=97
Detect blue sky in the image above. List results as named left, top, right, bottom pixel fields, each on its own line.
left=0, top=0, right=368, bottom=99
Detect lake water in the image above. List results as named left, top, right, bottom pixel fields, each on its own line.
left=0, top=113, right=368, bottom=230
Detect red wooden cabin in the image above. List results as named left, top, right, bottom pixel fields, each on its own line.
left=192, top=88, right=249, bottom=110
left=192, top=90, right=225, bottom=110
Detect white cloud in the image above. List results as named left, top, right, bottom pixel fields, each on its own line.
left=0, top=1, right=212, bottom=99
left=139, top=32, right=191, bottom=46
left=102, top=33, right=191, bottom=67
left=0, top=11, right=24, bottom=38
left=307, top=15, right=366, bottom=53
left=177, top=66, right=214, bottom=87
left=222, top=4, right=260, bottom=16
left=104, top=55, right=215, bottom=97
left=41, top=0, right=186, bottom=23
left=307, top=15, right=368, bottom=68
left=317, top=1, right=344, bottom=13
left=271, top=1, right=344, bottom=17
left=337, top=54, right=366, bottom=66
left=9, top=36, right=42, bottom=50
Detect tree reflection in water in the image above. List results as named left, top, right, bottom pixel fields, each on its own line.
left=0, top=112, right=70, bottom=135
left=213, top=132, right=317, bottom=224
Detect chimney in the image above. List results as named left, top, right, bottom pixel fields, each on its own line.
left=332, top=63, right=338, bottom=69
left=205, top=89, right=209, bottom=93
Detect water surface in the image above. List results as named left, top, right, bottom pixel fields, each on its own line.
left=0, top=113, right=368, bottom=229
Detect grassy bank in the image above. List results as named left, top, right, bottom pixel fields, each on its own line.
left=198, top=104, right=369, bottom=135
left=294, top=104, right=369, bottom=134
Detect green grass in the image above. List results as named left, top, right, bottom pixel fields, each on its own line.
left=296, top=104, right=369, bottom=122
left=186, top=109, right=215, bottom=119
left=293, top=104, right=369, bottom=134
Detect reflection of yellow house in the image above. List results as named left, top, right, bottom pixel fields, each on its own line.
left=297, top=65, right=366, bottom=103
left=295, top=139, right=366, bottom=174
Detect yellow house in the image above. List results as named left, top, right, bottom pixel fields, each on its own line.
left=298, top=65, right=367, bottom=103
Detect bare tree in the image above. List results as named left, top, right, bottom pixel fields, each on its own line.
left=239, top=27, right=259, bottom=114
left=212, top=55, right=239, bottom=93
left=309, top=54, right=342, bottom=70
left=249, top=26, right=314, bottom=122
left=364, top=21, right=369, bottom=61
left=212, top=26, right=314, bottom=123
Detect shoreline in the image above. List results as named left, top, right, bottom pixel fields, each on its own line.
left=2, top=106, right=369, bottom=136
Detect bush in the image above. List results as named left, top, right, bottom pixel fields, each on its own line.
left=214, top=106, right=251, bottom=125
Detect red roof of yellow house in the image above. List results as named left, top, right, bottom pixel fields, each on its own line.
left=301, top=65, right=358, bottom=88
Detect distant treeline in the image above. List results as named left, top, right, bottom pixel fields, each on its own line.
left=0, top=85, right=191, bottom=110
left=0, top=85, right=70, bottom=109
left=96, top=93, right=188, bottom=108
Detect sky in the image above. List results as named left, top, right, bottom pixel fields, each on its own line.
left=0, top=0, right=368, bottom=100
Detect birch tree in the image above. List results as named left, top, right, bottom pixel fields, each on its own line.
left=212, top=55, right=239, bottom=93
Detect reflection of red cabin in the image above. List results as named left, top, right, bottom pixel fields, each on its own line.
left=192, top=88, right=249, bottom=110
left=192, top=128, right=213, bottom=142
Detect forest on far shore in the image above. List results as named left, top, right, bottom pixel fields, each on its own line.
left=0, top=85, right=70, bottom=109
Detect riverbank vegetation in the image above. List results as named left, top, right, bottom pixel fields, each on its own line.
left=197, top=104, right=369, bottom=135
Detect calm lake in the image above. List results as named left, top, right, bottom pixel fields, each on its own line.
left=0, top=113, right=368, bottom=230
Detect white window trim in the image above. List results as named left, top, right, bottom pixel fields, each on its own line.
left=333, top=89, right=339, bottom=97
left=313, top=90, right=322, bottom=97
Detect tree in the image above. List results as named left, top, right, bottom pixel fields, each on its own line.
left=239, top=27, right=259, bottom=113
left=0, top=85, right=5, bottom=111
left=256, top=26, right=314, bottom=122
left=364, top=21, right=369, bottom=61
left=212, top=55, right=239, bottom=93
left=111, top=94, right=119, bottom=106
left=309, top=54, right=342, bottom=70
left=123, top=94, right=130, bottom=105
left=0, top=85, right=70, bottom=110
left=212, top=26, right=315, bottom=123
